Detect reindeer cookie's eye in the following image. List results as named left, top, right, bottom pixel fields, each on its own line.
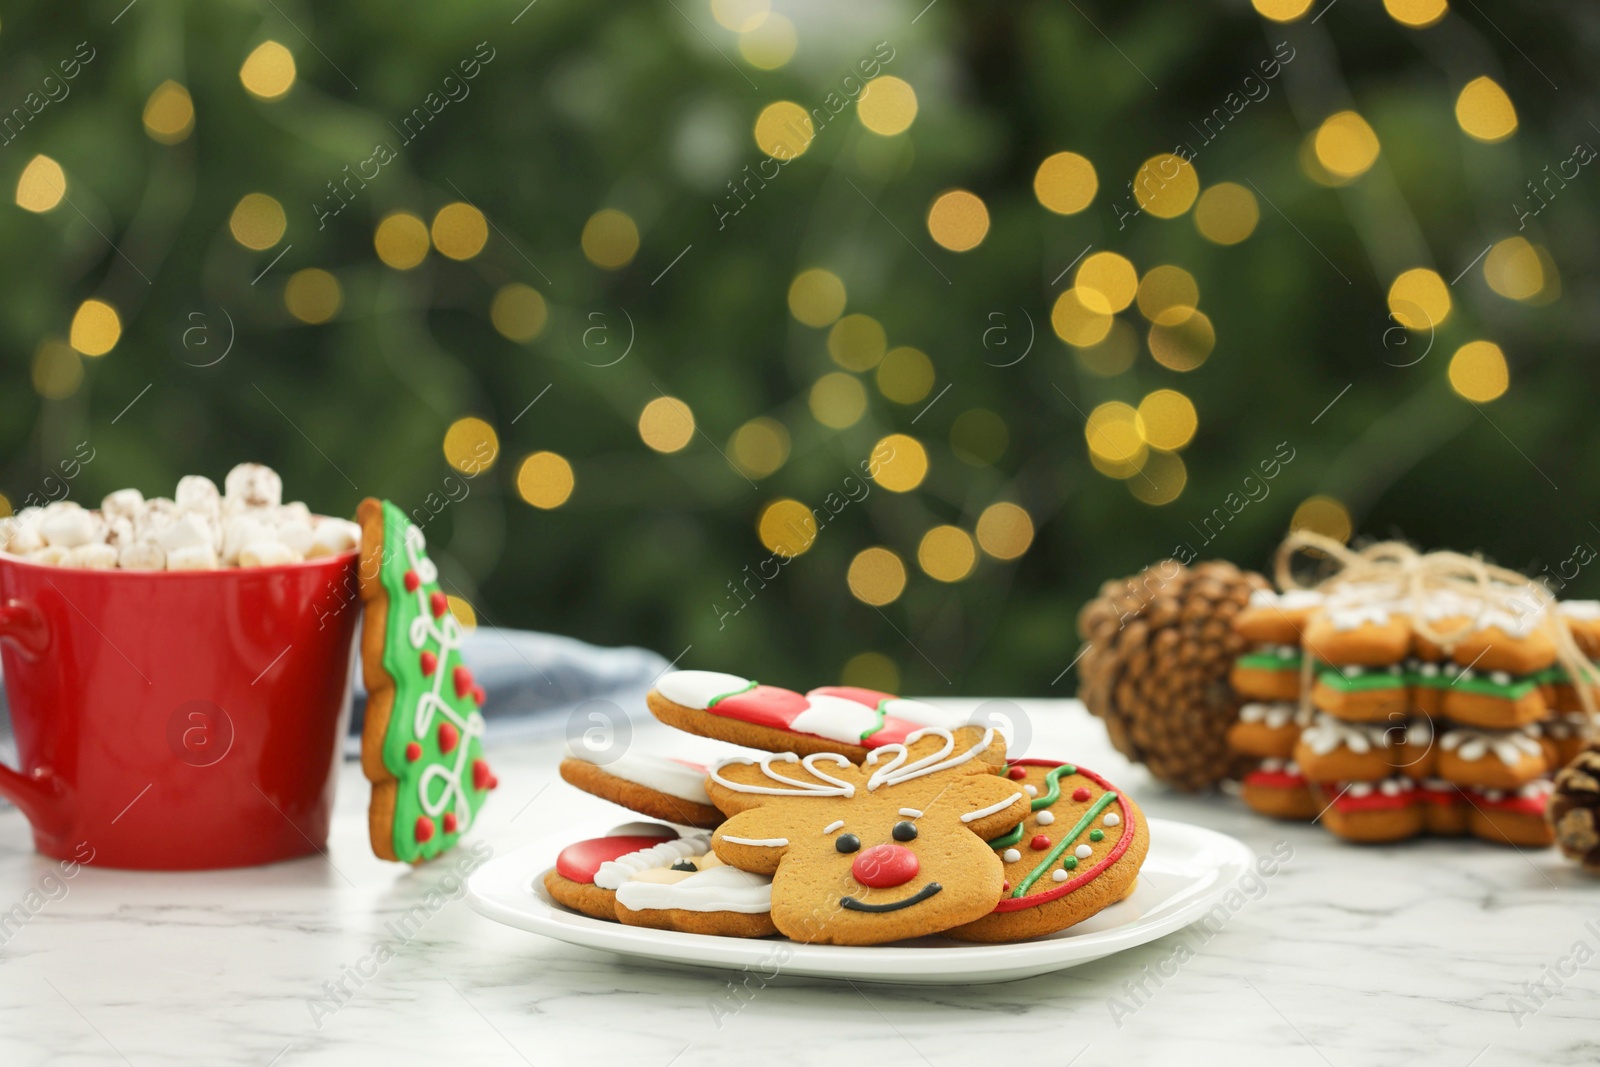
left=892, top=821, right=918, bottom=842
left=836, top=833, right=861, bottom=854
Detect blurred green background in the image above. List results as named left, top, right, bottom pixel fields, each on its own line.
left=2, top=0, right=1594, bottom=695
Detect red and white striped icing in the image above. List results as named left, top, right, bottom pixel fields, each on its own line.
left=654, top=670, right=969, bottom=748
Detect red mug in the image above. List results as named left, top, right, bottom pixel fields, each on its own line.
left=0, top=550, right=360, bottom=870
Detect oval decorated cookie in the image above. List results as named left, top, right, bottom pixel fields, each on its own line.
left=945, top=759, right=1147, bottom=942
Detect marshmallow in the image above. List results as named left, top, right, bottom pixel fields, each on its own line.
left=221, top=516, right=277, bottom=565
left=240, top=540, right=301, bottom=567
left=277, top=501, right=313, bottom=525
left=308, top=518, right=360, bottom=558
left=102, top=488, right=145, bottom=519
left=26, top=546, right=69, bottom=566
left=64, top=543, right=119, bottom=569
left=104, top=516, right=135, bottom=548
left=277, top=520, right=315, bottom=558
left=165, top=544, right=219, bottom=571
left=175, top=475, right=222, bottom=514
left=224, top=463, right=282, bottom=509
left=5, top=514, right=44, bottom=554
left=39, top=508, right=96, bottom=548
left=119, top=542, right=166, bottom=570
left=154, top=513, right=214, bottom=553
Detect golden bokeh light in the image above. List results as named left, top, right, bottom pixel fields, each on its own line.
left=517, top=451, right=574, bottom=509
left=1148, top=311, right=1215, bottom=371
left=1384, top=0, right=1448, bottom=28
left=827, top=313, right=887, bottom=371
left=580, top=208, right=639, bottom=269
left=1387, top=268, right=1451, bottom=330
left=15, top=154, right=65, bottom=213
left=284, top=268, right=342, bottom=324
left=1051, top=289, right=1114, bottom=348
left=240, top=40, right=296, bottom=100
left=950, top=408, right=1008, bottom=467
left=1448, top=341, right=1509, bottom=402
left=229, top=192, right=286, bottom=250
left=926, top=189, right=990, bottom=252
left=1085, top=401, right=1146, bottom=466
left=443, top=417, right=500, bottom=474
left=446, top=596, right=478, bottom=631
left=1128, top=450, right=1188, bottom=506
left=1314, top=111, right=1381, bottom=179
left=1194, top=182, right=1259, bottom=245
left=758, top=499, right=817, bottom=558
left=1138, top=389, right=1198, bottom=451
left=1136, top=265, right=1200, bottom=325
left=848, top=547, right=907, bottom=606
left=842, top=651, right=899, bottom=693
left=788, top=268, right=847, bottom=327
left=432, top=202, right=489, bottom=261
left=876, top=346, right=935, bottom=404
left=1291, top=495, right=1353, bottom=543
left=918, top=525, right=976, bottom=583
left=976, top=502, right=1034, bottom=561
left=1090, top=446, right=1150, bottom=481
left=1073, top=320, right=1139, bottom=377
left=1075, top=252, right=1138, bottom=314
left=858, top=76, right=918, bottom=136
left=730, top=417, right=790, bottom=478
left=1133, top=154, right=1199, bottom=218
left=1251, top=0, right=1314, bottom=20
left=142, top=81, right=194, bottom=143
left=32, top=339, right=82, bottom=400
left=374, top=212, right=430, bottom=270
left=739, top=14, right=796, bottom=70
left=809, top=372, right=868, bottom=429
left=1483, top=236, right=1544, bottom=301
left=754, top=101, right=813, bottom=160
left=1456, top=76, right=1517, bottom=143
left=1034, top=151, right=1097, bottom=215
left=491, top=284, right=548, bottom=342
left=873, top=434, right=928, bottom=493
left=69, top=299, right=121, bottom=357
left=711, top=0, right=769, bottom=32
left=639, top=396, right=696, bottom=453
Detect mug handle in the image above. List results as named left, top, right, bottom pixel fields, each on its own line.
left=0, top=599, right=67, bottom=834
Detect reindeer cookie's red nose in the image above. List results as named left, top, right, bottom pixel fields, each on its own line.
left=852, top=844, right=919, bottom=888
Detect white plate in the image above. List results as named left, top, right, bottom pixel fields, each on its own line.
left=467, top=817, right=1254, bottom=985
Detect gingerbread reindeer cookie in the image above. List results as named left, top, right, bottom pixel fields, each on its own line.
left=703, top=726, right=1029, bottom=945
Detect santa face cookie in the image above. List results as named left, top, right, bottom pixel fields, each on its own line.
left=704, top=726, right=1029, bottom=945
left=1241, top=760, right=1320, bottom=821
left=1226, top=703, right=1307, bottom=760
left=1312, top=778, right=1424, bottom=843
left=945, top=759, right=1147, bottom=943
left=613, top=848, right=778, bottom=938
left=358, top=499, right=495, bottom=863
left=648, top=670, right=975, bottom=762
left=559, top=747, right=721, bottom=829
left=1436, top=727, right=1546, bottom=790
left=1229, top=646, right=1303, bottom=702
left=543, top=825, right=689, bottom=920
left=1463, top=781, right=1555, bottom=847
left=1234, top=589, right=1324, bottom=645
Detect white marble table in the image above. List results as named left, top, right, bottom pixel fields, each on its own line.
left=1, top=698, right=1595, bottom=1066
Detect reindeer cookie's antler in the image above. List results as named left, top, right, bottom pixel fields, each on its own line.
left=708, top=752, right=858, bottom=802
left=863, top=726, right=996, bottom=790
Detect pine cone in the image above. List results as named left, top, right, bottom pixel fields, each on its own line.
left=1076, top=559, right=1269, bottom=791
left=1550, top=746, right=1600, bottom=872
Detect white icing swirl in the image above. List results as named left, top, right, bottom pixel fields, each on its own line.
left=614, top=865, right=773, bottom=914
left=593, top=833, right=712, bottom=890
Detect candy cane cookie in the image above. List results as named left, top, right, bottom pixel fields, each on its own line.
left=559, top=746, right=722, bottom=829
left=945, top=759, right=1147, bottom=943
left=647, top=670, right=981, bottom=763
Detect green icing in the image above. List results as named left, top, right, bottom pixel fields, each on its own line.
left=1013, top=792, right=1118, bottom=897
left=988, top=822, right=1025, bottom=849
left=857, top=700, right=891, bottom=742
left=705, top=680, right=757, bottom=706
left=1314, top=667, right=1407, bottom=693
left=1235, top=652, right=1302, bottom=672
left=1316, top=662, right=1543, bottom=699
left=1530, top=666, right=1570, bottom=685
left=1446, top=674, right=1540, bottom=699
left=1031, top=764, right=1077, bottom=811
left=376, top=500, right=491, bottom=864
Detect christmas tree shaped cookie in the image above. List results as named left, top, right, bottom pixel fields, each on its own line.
left=358, top=499, right=497, bottom=863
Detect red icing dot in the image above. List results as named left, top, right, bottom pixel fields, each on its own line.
left=430, top=591, right=449, bottom=618
left=851, top=844, right=919, bottom=888
left=438, top=722, right=460, bottom=754
left=472, top=759, right=492, bottom=790
left=404, top=742, right=422, bottom=762
left=1002, top=881, right=1011, bottom=893
left=403, top=570, right=421, bottom=592
left=488, top=775, right=499, bottom=790
left=1030, top=834, right=1051, bottom=850
left=453, top=665, right=474, bottom=698
left=442, top=812, right=458, bottom=833
left=419, top=651, right=438, bottom=677
left=1072, top=787, right=1091, bottom=802
left=1007, top=766, right=1028, bottom=781
left=415, top=816, right=434, bottom=843
left=470, top=684, right=487, bottom=707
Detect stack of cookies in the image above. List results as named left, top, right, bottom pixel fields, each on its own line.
left=1226, top=538, right=1600, bottom=848
left=544, top=671, right=1149, bottom=945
